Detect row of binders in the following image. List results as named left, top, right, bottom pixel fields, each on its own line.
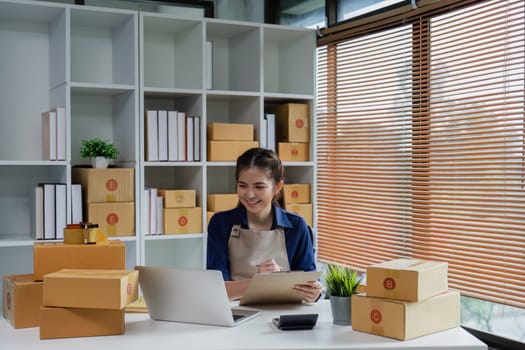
left=41, top=107, right=66, bottom=161
left=34, top=183, right=83, bottom=240
left=143, top=188, right=163, bottom=235
left=145, top=110, right=201, bottom=162
left=260, top=113, right=276, bottom=152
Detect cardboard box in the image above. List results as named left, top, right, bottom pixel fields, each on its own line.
left=366, top=259, right=448, bottom=302
left=278, top=142, right=309, bottom=161
left=158, top=189, right=196, bottom=208
left=283, top=184, right=311, bottom=204
left=33, top=240, right=126, bottom=281
left=287, top=203, right=313, bottom=227
left=40, top=306, right=124, bottom=340
left=351, top=291, right=460, bottom=340
left=2, top=274, right=43, bottom=329
left=207, top=193, right=238, bottom=212
left=164, top=207, right=202, bottom=234
left=207, top=211, right=215, bottom=227
left=275, top=103, right=310, bottom=142
left=207, top=122, right=254, bottom=141
left=207, top=140, right=259, bottom=161
left=87, top=201, right=135, bottom=237
left=72, top=168, right=134, bottom=203
left=43, top=269, right=138, bottom=310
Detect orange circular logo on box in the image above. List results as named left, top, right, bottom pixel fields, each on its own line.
left=383, top=277, right=396, bottom=290
left=107, top=213, right=119, bottom=225
left=6, top=292, right=11, bottom=311
left=106, top=179, right=118, bottom=192
left=291, top=190, right=299, bottom=198
left=178, top=216, right=188, bottom=227
left=291, top=149, right=298, bottom=156
left=127, top=283, right=132, bottom=296
left=295, top=119, right=304, bottom=128
left=370, top=309, right=382, bottom=324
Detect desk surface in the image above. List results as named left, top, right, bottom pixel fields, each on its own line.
left=2, top=300, right=487, bottom=350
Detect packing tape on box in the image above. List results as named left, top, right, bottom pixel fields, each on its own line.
left=382, top=269, right=401, bottom=299
left=369, top=298, right=385, bottom=336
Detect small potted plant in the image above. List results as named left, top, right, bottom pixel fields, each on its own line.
left=324, top=263, right=362, bottom=325
left=80, top=138, right=119, bottom=169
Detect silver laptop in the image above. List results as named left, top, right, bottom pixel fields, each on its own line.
left=136, top=266, right=260, bottom=327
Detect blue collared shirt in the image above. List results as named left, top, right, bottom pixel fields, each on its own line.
left=206, top=204, right=317, bottom=281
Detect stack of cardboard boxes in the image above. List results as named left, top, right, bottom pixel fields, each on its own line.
left=274, top=103, right=310, bottom=162
left=283, top=183, right=312, bottom=227
left=351, top=258, right=460, bottom=340
left=2, top=239, right=131, bottom=339
left=207, top=123, right=258, bottom=161
left=160, top=189, right=202, bottom=234
left=206, top=193, right=239, bottom=226
left=72, top=168, right=135, bottom=236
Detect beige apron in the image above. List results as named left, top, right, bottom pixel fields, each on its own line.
left=228, top=224, right=290, bottom=281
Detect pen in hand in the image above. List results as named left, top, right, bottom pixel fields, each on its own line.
left=256, top=258, right=283, bottom=273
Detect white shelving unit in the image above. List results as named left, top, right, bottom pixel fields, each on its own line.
left=0, top=0, right=315, bottom=305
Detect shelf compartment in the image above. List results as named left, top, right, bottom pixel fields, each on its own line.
left=142, top=15, right=203, bottom=90
left=0, top=165, right=66, bottom=242
left=263, top=26, right=315, bottom=96
left=0, top=2, right=66, bottom=161
left=144, top=166, right=203, bottom=204
left=70, top=89, right=137, bottom=165
left=70, top=8, right=137, bottom=86
left=206, top=20, right=261, bottom=92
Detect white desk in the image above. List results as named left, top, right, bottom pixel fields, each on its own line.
left=2, top=300, right=487, bottom=350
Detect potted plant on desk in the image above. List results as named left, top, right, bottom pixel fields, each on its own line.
left=80, top=138, right=119, bottom=169
left=324, top=263, right=362, bottom=325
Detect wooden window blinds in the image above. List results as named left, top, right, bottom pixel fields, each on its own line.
left=316, top=0, right=525, bottom=308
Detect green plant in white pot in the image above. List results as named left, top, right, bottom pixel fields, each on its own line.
left=324, top=263, right=362, bottom=325
left=80, top=138, right=119, bottom=169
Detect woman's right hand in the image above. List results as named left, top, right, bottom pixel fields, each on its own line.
left=257, top=258, right=283, bottom=273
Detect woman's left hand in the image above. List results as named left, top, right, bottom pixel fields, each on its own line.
left=293, top=281, right=323, bottom=303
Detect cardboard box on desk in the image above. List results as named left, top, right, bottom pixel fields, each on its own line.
left=207, top=140, right=259, bottom=161
left=207, top=122, right=254, bottom=141
left=43, top=269, right=138, bottom=310
left=87, top=202, right=135, bottom=237
left=2, top=274, right=43, bottom=329
left=278, top=142, right=309, bottom=162
left=72, top=167, right=134, bottom=203
left=40, top=307, right=124, bottom=340
left=351, top=290, right=460, bottom=341
left=366, top=259, right=448, bottom=302
left=283, top=184, right=311, bottom=204
left=164, top=207, right=202, bottom=234
left=33, top=240, right=126, bottom=281
left=158, top=189, right=196, bottom=208
left=286, top=203, right=313, bottom=227
left=207, top=194, right=238, bottom=212
left=274, top=103, right=310, bottom=142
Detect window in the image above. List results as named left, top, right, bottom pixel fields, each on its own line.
left=317, top=0, right=525, bottom=343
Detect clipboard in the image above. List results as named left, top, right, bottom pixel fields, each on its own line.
left=239, top=271, right=321, bottom=306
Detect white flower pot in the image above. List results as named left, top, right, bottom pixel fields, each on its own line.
left=91, top=156, right=109, bottom=169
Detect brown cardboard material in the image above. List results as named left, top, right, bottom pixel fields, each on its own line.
left=33, top=240, right=126, bottom=281
left=207, top=122, right=254, bottom=141
left=207, top=211, right=215, bottom=227
left=39, top=306, right=124, bottom=340
left=207, top=140, right=259, bottom=161
left=286, top=203, right=313, bottom=227
left=283, top=184, right=311, bottom=204
left=43, top=269, right=138, bottom=310
left=207, top=193, right=238, bottom=212
left=158, top=189, right=196, bottom=208
left=351, top=291, right=460, bottom=340
left=164, top=207, right=203, bottom=234
left=278, top=142, right=309, bottom=161
left=274, top=103, right=310, bottom=142
left=87, top=202, right=135, bottom=237
left=366, top=258, right=448, bottom=302
left=2, top=274, right=43, bottom=329
left=72, top=168, right=134, bottom=203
